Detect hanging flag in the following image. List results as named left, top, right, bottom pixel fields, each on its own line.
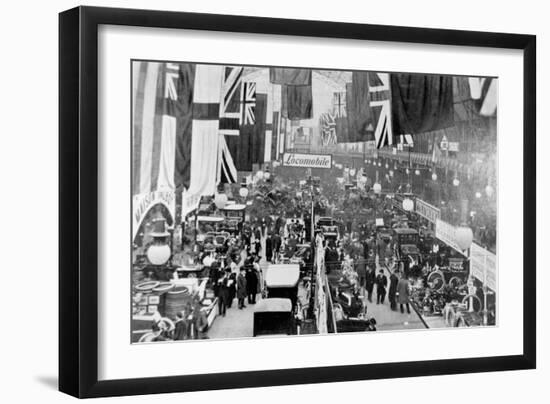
left=133, top=61, right=181, bottom=195
left=174, top=63, right=195, bottom=190
left=252, top=94, right=268, bottom=163
left=391, top=73, right=454, bottom=135
left=319, top=112, right=337, bottom=146
left=264, top=85, right=274, bottom=163
left=226, top=93, right=267, bottom=170
left=344, top=71, right=376, bottom=143
left=217, top=135, right=238, bottom=184
left=283, top=84, right=313, bottom=120
left=241, top=82, right=257, bottom=125
left=368, top=72, right=393, bottom=149
left=271, top=83, right=282, bottom=160
left=333, top=91, right=347, bottom=117
left=218, top=66, right=244, bottom=135
left=431, top=139, right=443, bottom=163
left=181, top=64, right=223, bottom=217
left=398, top=134, right=414, bottom=147
left=270, top=68, right=311, bottom=85
left=468, top=77, right=497, bottom=117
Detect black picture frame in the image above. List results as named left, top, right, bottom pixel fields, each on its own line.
left=59, top=6, right=536, bottom=398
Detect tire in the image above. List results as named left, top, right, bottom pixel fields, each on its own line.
left=448, top=276, right=463, bottom=289
left=427, top=271, right=445, bottom=292
left=461, top=294, right=482, bottom=313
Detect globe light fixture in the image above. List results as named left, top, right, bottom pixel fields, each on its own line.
left=378, top=161, right=382, bottom=167
left=214, top=192, right=228, bottom=209
left=453, top=178, right=460, bottom=187
left=431, top=172, right=438, bottom=181
left=146, top=218, right=171, bottom=266
left=405, top=168, right=410, bottom=175
left=373, top=182, right=382, bottom=194
left=475, top=191, right=482, bottom=199
left=415, top=169, right=420, bottom=176
left=239, top=183, right=249, bottom=198
left=147, top=243, right=171, bottom=266
left=385, top=163, right=389, bottom=169
left=402, top=198, right=414, bottom=212
left=455, top=225, right=474, bottom=251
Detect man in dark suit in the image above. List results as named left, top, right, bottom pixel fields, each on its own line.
left=375, top=269, right=388, bottom=304
left=355, top=255, right=368, bottom=290
left=388, top=270, right=399, bottom=310
left=237, top=267, right=248, bottom=309
left=246, top=265, right=259, bottom=304
left=365, top=267, right=376, bottom=302
left=173, top=311, right=188, bottom=340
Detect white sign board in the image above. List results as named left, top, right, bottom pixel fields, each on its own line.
left=282, top=152, right=332, bottom=169
left=435, top=219, right=465, bottom=254
left=448, top=142, right=460, bottom=152
left=415, top=198, right=441, bottom=224
left=470, top=243, right=497, bottom=291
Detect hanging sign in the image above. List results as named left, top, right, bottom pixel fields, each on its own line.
left=132, top=191, right=176, bottom=240
left=415, top=198, right=441, bottom=224
left=470, top=243, right=497, bottom=291
left=440, top=135, right=449, bottom=151
left=435, top=219, right=466, bottom=255
left=282, top=152, right=332, bottom=169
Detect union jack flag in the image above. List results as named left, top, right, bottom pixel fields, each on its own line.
left=368, top=72, right=393, bottom=149
left=320, top=112, right=337, bottom=146
left=241, top=82, right=256, bottom=125
left=219, top=67, right=256, bottom=135
left=333, top=92, right=346, bottom=118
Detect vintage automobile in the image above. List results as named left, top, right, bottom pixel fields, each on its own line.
left=263, top=264, right=300, bottom=308
left=392, top=227, right=420, bottom=262
left=254, top=264, right=301, bottom=336
left=377, top=225, right=393, bottom=242
left=289, top=243, right=314, bottom=277
left=316, top=216, right=337, bottom=227
left=253, top=298, right=295, bottom=337
left=194, top=215, right=225, bottom=242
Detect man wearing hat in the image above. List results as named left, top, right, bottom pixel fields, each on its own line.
left=237, top=267, right=248, bottom=309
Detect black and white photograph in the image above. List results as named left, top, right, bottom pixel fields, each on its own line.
left=131, top=61, right=497, bottom=343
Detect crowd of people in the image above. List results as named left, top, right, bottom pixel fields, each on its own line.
left=139, top=163, right=495, bottom=342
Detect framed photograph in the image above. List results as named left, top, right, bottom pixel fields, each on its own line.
left=59, top=6, right=536, bottom=398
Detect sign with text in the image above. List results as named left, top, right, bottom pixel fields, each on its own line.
left=415, top=198, right=441, bottom=224
left=435, top=219, right=466, bottom=255
left=282, top=152, right=332, bottom=169
left=132, top=191, right=176, bottom=240
left=470, top=243, right=497, bottom=291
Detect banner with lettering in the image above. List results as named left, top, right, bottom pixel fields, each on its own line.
left=415, top=198, right=441, bottom=224
left=470, top=243, right=497, bottom=291
left=132, top=191, right=176, bottom=240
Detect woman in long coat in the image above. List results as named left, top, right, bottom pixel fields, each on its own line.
left=397, top=275, right=411, bottom=314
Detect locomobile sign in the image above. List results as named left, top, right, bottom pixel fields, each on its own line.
left=282, top=152, right=332, bottom=169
